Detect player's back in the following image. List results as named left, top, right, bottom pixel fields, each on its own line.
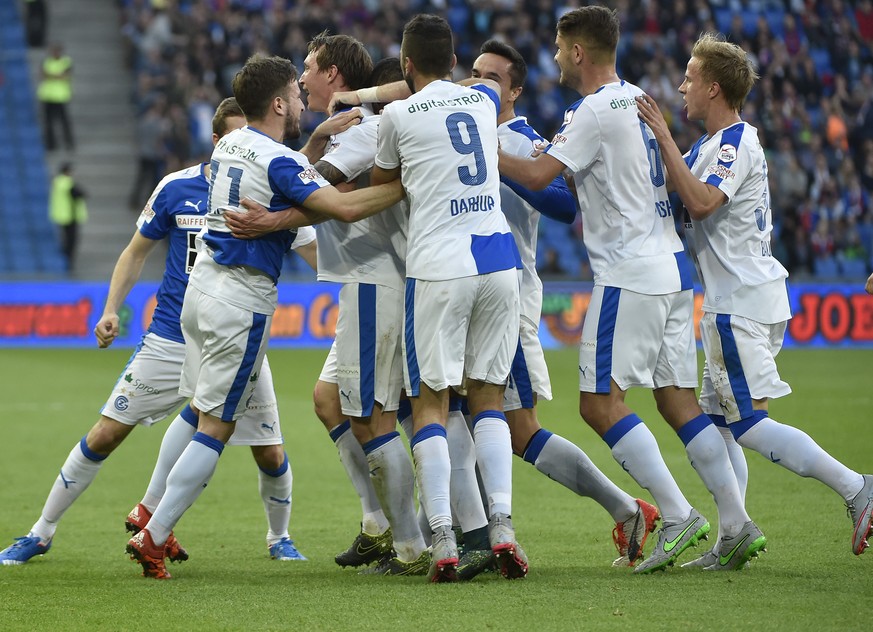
left=376, top=80, right=517, bottom=281
left=547, top=81, right=689, bottom=294
left=316, top=109, right=407, bottom=289
left=137, top=163, right=209, bottom=343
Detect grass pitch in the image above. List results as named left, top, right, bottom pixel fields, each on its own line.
left=0, top=347, right=871, bottom=631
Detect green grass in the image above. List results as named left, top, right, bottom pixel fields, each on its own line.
left=0, top=348, right=871, bottom=631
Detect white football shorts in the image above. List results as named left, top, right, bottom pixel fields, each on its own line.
left=504, top=316, right=553, bottom=411
left=102, top=332, right=283, bottom=445
left=698, top=312, right=791, bottom=422
left=328, top=282, right=404, bottom=417
left=579, top=286, right=698, bottom=393
left=404, top=269, right=520, bottom=394
left=318, top=340, right=338, bottom=384
left=179, top=285, right=271, bottom=422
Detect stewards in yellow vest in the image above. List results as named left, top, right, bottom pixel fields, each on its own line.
left=38, top=43, right=74, bottom=151
left=50, top=163, right=88, bottom=270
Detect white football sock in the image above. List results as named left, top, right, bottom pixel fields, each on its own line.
left=604, top=414, right=692, bottom=524
left=329, top=420, right=388, bottom=534
left=471, top=411, right=513, bottom=517
left=141, top=411, right=197, bottom=512
left=31, top=438, right=105, bottom=541
left=147, top=433, right=223, bottom=546
left=680, top=416, right=748, bottom=538
left=447, top=409, right=488, bottom=531
left=411, top=425, right=452, bottom=532
left=363, top=432, right=426, bottom=562
left=737, top=416, right=864, bottom=500
left=258, top=453, right=293, bottom=545
left=524, top=429, right=637, bottom=522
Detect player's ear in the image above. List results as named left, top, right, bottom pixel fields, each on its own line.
left=450, top=54, right=457, bottom=72
left=510, top=85, right=523, bottom=103
left=211, top=132, right=220, bottom=146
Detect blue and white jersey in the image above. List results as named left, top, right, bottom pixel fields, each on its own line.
left=375, top=80, right=520, bottom=281
left=683, top=122, right=790, bottom=323
left=135, top=162, right=317, bottom=337
left=203, top=126, right=328, bottom=281
left=193, top=125, right=329, bottom=314
left=545, top=81, right=692, bottom=294
left=136, top=164, right=209, bottom=343
left=498, top=116, right=575, bottom=323
left=317, top=106, right=407, bottom=290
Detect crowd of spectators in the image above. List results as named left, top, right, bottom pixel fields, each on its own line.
left=118, top=0, right=873, bottom=280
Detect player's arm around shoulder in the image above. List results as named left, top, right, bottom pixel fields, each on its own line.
left=498, top=144, right=567, bottom=192
left=635, top=93, right=726, bottom=220
left=301, top=178, right=404, bottom=223
left=95, top=231, right=159, bottom=348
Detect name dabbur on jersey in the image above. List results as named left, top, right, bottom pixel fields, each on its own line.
left=450, top=194, right=496, bottom=216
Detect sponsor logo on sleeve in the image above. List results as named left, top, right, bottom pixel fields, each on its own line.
left=705, top=164, right=736, bottom=181
left=551, top=133, right=569, bottom=149
left=139, top=204, right=155, bottom=223
left=297, top=166, right=323, bottom=184
left=717, top=144, right=737, bottom=163
left=563, top=109, right=574, bottom=125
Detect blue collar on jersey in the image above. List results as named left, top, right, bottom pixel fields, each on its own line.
left=244, top=125, right=274, bottom=140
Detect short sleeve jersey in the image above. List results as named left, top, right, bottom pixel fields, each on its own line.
left=136, top=164, right=209, bottom=343
left=683, top=122, right=790, bottom=323
left=375, top=80, right=519, bottom=281
left=193, top=126, right=329, bottom=314
left=316, top=106, right=407, bottom=289
left=545, top=81, right=692, bottom=294
left=135, top=163, right=317, bottom=337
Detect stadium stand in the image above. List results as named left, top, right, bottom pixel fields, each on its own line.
left=0, top=1, right=65, bottom=275
left=5, top=1, right=873, bottom=281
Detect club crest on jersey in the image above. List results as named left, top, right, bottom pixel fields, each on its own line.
left=297, top=166, right=322, bottom=184
left=718, top=144, right=737, bottom=163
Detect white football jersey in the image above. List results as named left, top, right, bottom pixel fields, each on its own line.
left=192, top=125, right=329, bottom=314
left=545, top=81, right=692, bottom=294
left=498, top=116, right=545, bottom=323
left=683, top=122, right=790, bottom=323
left=375, top=80, right=519, bottom=281
left=316, top=106, right=407, bottom=290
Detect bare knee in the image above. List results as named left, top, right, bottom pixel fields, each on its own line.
left=313, top=380, right=343, bottom=431
left=251, top=444, right=286, bottom=471
left=506, top=408, right=541, bottom=457
left=84, top=416, right=135, bottom=456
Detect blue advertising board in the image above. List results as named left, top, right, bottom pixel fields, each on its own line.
left=1, top=281, right=871, bottom=348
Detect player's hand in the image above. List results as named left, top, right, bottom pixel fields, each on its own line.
left=866, top=272, right=873, bottom=295
left=327, top=90, right=362, bottom=116
left=225, top=199, right=282, bottom=239
left=530, top=140, right=548, bottom=158
left=94, top=313, right=119, bottom=348
left=635, top=94, right=670, bottom=142
left=314, top=108, right=363, bottom=140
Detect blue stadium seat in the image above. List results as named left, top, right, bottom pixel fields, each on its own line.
left=714, top=8, right=733, bottom=34
left=813, top=256, right=839, bottom=278
left=764, top=9, right=786, bottom=38
left=809, top=48, right=833, bottom=75
left=838, top=257, right=868, bottom=278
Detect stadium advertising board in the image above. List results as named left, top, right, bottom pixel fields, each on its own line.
left=1, top=281, right=871, bottom=348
